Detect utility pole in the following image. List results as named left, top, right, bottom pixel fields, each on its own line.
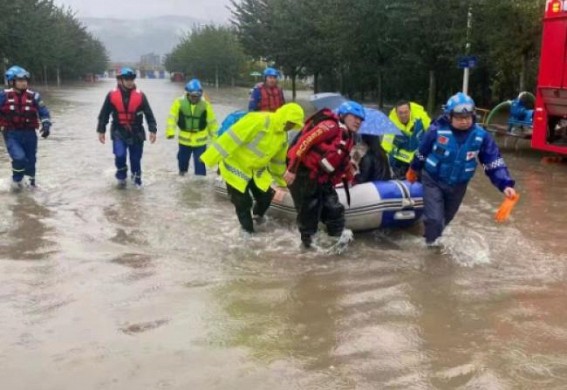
left=462, top=3, right=473, bottom=95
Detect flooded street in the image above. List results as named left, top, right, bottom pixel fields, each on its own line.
left=1, top=79, right=566, bottom=389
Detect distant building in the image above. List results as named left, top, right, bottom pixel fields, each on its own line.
left=140, top=53, right=161, bottom=70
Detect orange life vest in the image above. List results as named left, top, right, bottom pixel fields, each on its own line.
left=109, top=88, right=143, bottom=127
left=258, top=83, right=284, bottom=112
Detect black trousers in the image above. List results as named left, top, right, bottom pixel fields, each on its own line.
left=227, top=179, right=275, bottom=233
left=288, top=168, right=345, bottom=239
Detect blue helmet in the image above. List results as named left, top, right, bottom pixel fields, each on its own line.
left=337, top=101, right=366, bottom=121
left=5, top=65, right=30, bottom=82
left=444, top=92, right=475, bottom=115
left=185, top=79, right=203, bottom=95
left=263, top=67, right=279, bottom=78
left=117, top=67, right=136, bottom=79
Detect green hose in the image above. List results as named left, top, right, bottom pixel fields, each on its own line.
left=486, top=100, right=511, bottom=126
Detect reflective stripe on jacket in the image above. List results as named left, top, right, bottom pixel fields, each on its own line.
left=166, top=96, right=218, bottom=147
left=201, top=103, right=304, bottom=193
left=0, top=88, right=40, bottom=129
left=382, top=102, right=431, bottom=164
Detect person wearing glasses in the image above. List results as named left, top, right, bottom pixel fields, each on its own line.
left=406, top=92, right=517, bottom=246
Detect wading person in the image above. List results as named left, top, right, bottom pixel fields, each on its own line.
left=0, top=66, right=51, bottom=190
left=97, top=67, right=157, bottom=188
left=166, top=79, right=218, bottom=176
left=201, top=103, right=304, bottom=234
left=285, top=101, right=365, bottom=251
left=406, top=92, right=517, bottom=246
left=248, top=67, right=285, bottom=112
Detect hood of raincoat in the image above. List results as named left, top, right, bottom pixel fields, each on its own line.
left=269, top=103, right=304, bottom=133
left=388, top=102, right=429, bottom=135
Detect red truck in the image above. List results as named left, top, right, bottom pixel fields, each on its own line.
left=532, top=0, right=567, bottom=153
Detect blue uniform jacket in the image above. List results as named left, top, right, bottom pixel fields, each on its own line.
left=410, top=124, right=515, bottom=191
left=0, top=89, right=51, bottom=128
left=248, top=86, right=262, bottom=111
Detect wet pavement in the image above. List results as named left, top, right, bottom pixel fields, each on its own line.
left=0, top=79, right=566, bottom=389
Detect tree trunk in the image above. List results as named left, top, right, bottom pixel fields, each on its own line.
left=56, top=66, right=61, bottom=87
left=339, top=67, right=345, bottom=96
left=427, top=70, right=436, bottom=116
left=291, top=73, right=297, bottom=100
left=519, top=52, right=527, bottom=92
left=314, top=72, right=319, bottom=94
left=377, top=70, right=383, bottom=109
left=215, top=66, right=219, bottom=90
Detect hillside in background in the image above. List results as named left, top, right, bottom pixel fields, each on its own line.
left=81, top=16, right=205, bottom=62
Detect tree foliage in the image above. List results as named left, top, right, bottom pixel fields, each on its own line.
left=164, top=25, right=246, bottom=86
left=230, top=0, right=546, bottom=111
left=0, top=0, right=109, bottom=83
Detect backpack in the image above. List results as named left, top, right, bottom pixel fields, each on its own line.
left=288, top=108, right=338, bottom=148
left=218, top=110, right=247, bottom=137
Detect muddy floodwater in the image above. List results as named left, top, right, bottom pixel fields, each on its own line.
left=0, top=79, right=566, bottom=389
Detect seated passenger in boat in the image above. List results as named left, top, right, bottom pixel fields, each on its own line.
left=353, top=135, right=391, bottom=184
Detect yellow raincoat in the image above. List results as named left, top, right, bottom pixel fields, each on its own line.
left=201, top=103, right=304, bottom=193
left=382, top=102, right=431, bottom=164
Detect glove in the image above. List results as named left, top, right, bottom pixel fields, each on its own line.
left=40, top=123, right=51, bottom=138
left=495, top=193, right=520, bottom=223
left=406, top=168, right=418, bottom=183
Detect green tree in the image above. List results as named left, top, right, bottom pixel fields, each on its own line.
left=0, top=0, right=108, bottom=84
left=229, top=0, right=546, bottom=110
left=164, top=25, right=246, bottom=87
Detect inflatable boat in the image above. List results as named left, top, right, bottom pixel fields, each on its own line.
left=214, top=178, right=423, bottom=232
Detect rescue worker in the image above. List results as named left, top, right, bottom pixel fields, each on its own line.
left=248, top=67, right=285, bottom=112
left=406, top=92, right=517, bottom=246
left=285, top=101, right=365, bottom=249
left=200, top=103, right=304, bottom=233
left=166, top=79, right=218, bottom=176
left=382, top=100, right=431, bottom=179
left=97, top=67, right=157, bottom=188
left=0, top=65, right=51, bottom=190
left=353, top=134, right=391, bottom=184
left=509, top=92, right=534, bottom=133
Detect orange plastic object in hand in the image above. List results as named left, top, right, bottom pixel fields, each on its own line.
left=406, top=168, right=418, bottom=183
left=495, top=194, right=520, bottom=223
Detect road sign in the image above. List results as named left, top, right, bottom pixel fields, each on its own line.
left=458, top=55, right=478, bottom=69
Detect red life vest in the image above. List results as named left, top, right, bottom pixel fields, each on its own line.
left=287, top=109, right=355, bottom=185
left=0, top=88, right=39, bottom=129
left=109, top=88, right=143, bottom=127
left=257, top=83, right=284, bottom=112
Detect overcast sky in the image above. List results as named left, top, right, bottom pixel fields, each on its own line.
left=53, top=0, right=233, bottom=23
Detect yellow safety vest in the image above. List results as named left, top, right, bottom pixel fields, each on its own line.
left=166, top=96, right=218, bottom=147
left=382, top=102, right=431, bottom=164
